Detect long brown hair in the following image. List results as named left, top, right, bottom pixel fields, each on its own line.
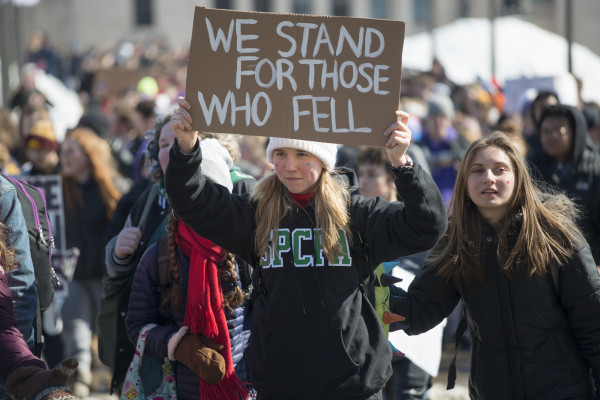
left=432, top=131, right=583, bottom=289
left=251, top=169, right=351, bottom=262
left=160, top=215, right=244, bottom=315
left=61, top=128, right=122, bottom=219
left=0, top=221, right=16, bottom=272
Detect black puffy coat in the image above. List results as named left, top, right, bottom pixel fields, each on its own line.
left=393, top=214, right=600, bottom=399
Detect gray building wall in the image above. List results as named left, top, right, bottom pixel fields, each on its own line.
left=6, top=0, right=600, bottom=80
left=13, top=0, right=600, bottom=53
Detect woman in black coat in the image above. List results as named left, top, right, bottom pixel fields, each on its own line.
left=392, top=131, right=600, bottom=399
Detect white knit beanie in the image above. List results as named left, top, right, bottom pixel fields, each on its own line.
left=266, top=138, right=338, bottom=171
left=200, top=138, right=233, bottom=193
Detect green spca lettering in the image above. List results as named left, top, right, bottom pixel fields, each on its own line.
left=261, top=228, right=352, bottom=268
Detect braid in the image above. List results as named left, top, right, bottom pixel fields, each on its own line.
left=159, top=215, right=184, bottom=315
left=219, top=252, right=244, bottom=311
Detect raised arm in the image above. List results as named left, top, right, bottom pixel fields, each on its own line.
left=165, top=99, right=256, bottom=261
left=352, top=111, right=448, bottom=266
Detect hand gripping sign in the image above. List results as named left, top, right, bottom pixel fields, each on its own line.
left=185, top=7, right=405, bottom=147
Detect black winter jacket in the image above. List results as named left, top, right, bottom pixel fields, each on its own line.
left=64, top=177, right=110, bottom=280
left=165, top=140, right=448, bottom=400
left=393, top=220, right=600, bottom=399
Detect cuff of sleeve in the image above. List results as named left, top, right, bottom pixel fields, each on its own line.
left=392, top=163, right=419, bottom=182
left=167, top=326, right=189, bottom=361
left=172, top=138, right=201, bottom=160
left=112, top=251, right=134, bottom=266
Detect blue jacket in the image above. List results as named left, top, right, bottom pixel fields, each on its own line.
left=0, top=176, right=37, bottom=347
left=126, top=241, right=251, bottom=400
left=0, top=176, right=38, bottom=398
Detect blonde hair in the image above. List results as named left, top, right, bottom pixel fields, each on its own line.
left=432, top=131, right=583, bottom=289
left=251, top=170, right=352, bottom=262
left=61, top=128, right=122, bottom=219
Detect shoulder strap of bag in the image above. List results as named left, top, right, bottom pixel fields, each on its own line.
left=137, top=184, right=160, bottom=232
left=157, top=235, right=170, bottom=289
left=447, top=308, right=468, bottom=390
left=156, top=235, right=171, bottom=318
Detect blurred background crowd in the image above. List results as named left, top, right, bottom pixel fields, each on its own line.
left=0, top=0, right=599, bottom=399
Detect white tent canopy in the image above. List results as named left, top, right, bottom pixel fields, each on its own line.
left=402, top=16, right=600, bottom=106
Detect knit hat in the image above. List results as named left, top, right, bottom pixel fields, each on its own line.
left=427, top=94, right=455, bottom=120
left=266, top=138, right=338, bottom=171
left=24, top=119, right=59, bottom=152
left=78, top=108, right=110, bottom=138
left=200, top=138, right=233, bottom=193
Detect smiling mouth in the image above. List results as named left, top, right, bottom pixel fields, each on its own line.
left=481, top=190, right=497, bottom=194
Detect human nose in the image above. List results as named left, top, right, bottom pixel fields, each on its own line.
left=285, top=157, right=298, bottom=171
left=482, top=170, right=495, bottom=184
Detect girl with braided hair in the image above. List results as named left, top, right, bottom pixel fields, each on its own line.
left=126, top=139, right=253, bottom=400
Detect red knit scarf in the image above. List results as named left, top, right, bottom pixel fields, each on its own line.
left=176, top=222, right=250, bottom=400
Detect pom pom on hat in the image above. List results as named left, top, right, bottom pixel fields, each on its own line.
left=266, top=138, right=337, bottom=171
left=200, top=138, right=233, bottom=193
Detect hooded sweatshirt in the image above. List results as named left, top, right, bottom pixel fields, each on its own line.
left=529, top=105, right=600, bottom=264
left=165, top=140, right=447, bottom=400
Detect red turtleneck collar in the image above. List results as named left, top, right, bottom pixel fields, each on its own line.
left=289, top=192, right=314, bottom=207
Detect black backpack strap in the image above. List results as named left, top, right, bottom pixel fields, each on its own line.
left=447, top=311, right=468, bottom=390
left=34, top=299, right=43, bottom=357
left=157, top=235, right=170, bottom=290
left=156, top=235, right=172, bottom=318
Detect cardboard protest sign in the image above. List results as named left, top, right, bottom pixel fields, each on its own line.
left=92, top=68, right=147, bottom=100
left=186, top=7, right=405, bottom=146
left=24, top=175, right=65, bottom=254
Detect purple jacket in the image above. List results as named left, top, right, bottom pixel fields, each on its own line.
left=0, top=270, right=45, bottom=380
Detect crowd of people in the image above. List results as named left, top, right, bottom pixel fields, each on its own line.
left=0, top=31, right=599, bottom=400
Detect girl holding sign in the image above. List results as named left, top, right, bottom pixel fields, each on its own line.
left=166, top=97, right=447, bottom=399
